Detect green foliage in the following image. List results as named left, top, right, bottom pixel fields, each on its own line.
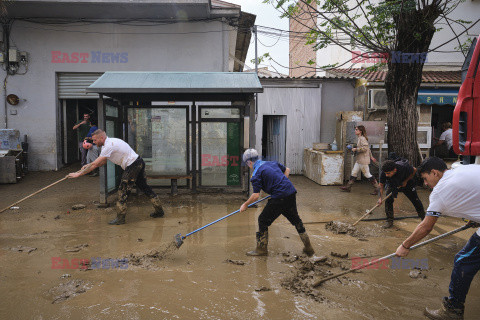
left=456, top=37, right=474, bottom=56
left=250, top=52, right=271, bottom=65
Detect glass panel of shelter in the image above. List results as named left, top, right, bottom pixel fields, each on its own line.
left=127, top=105, right=188, bottom=187
left=199, top=107, right=241, bottom=187
left=104, top=101, right=122, bottom=193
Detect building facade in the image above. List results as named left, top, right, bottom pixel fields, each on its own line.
left=1, top=0, right=253, bottom=171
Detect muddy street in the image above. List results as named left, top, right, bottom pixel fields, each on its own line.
left=1, top=167, right=479, bottom=319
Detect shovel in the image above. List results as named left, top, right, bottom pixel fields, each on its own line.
left=352, top=192, right=392, bottom=226
left=313, top=223, right=472, bottom=287
left=174, top=195, right=271, bottom=248
left=0, top=176, right=69, bottom=213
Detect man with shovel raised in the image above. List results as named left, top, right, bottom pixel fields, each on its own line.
left=239, top=149, right=315, bottom=257
left=396, top=157, right=480, bottom=320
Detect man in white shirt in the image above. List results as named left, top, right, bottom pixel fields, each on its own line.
left=434, top=122, right=456, bottom=158
left=395, top=157, right=480, bottom=319
left=68, top=129, right=165, bottom=225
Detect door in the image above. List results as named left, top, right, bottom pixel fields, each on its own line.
left=62, top=100, right=79, bottom=164
left=105, top=101, right=123, bottom=192
left=265, top=115, right=286, bottom=164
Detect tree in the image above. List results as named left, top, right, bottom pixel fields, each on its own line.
left=268, top=0, right=478, bottom=165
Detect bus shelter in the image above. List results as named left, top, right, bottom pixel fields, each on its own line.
left=86, top=72, right=263, bottom=204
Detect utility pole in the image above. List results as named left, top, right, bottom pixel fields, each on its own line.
left=253, top=25, right=258, bottom=74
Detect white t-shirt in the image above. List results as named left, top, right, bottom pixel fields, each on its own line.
left=426, top=165, right=480, bottom=235
left=99, top=137, right=138, bottom=170
left=439, top=128, right=453, bottom=149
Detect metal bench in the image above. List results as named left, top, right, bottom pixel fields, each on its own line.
left=146, top=175, right=193, bottom=195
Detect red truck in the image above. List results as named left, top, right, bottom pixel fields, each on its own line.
left=452, top=34, right=480, bottom=164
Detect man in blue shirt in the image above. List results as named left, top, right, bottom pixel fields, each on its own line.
left=239, top=149, right=315, bottom=257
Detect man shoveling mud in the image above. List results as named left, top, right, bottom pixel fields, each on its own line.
left=377, top=156, right=425, bottom=228
left=396, top=157, right=480, bottom=320
left=239, top=149, right=315, bottom=257
left=68, top=129, right=165, bottom=225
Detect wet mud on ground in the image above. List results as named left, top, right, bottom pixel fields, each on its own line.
left=1, top=166, right=480, bottom=319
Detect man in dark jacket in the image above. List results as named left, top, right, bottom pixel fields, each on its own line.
left=239, top=149, right=315, bottom=257
left=377, top=157, right=425, bottom=228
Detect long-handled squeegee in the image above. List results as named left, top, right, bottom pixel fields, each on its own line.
left=174, top=195, right=271, bottom=248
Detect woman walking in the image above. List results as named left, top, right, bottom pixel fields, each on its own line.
left=340, top=125, right=379, bottom=195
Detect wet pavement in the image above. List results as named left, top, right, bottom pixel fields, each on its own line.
left=1, top=166, right=479, bottom=319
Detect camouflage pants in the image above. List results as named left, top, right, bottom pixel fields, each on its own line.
left=116, top=157, right=159, bottom=214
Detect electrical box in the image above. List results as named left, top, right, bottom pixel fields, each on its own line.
left=9, top=49, right=19, bottom=63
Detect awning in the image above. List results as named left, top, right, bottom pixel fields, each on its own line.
left=417, top=88, right=459, bottom=106
left=87, top=71, right=263, bottom=101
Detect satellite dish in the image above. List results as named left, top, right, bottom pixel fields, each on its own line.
left=7, top=94, right=19, bottom=106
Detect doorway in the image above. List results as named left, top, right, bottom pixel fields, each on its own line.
left=262, top=115, right=287, bottom=164
left=61, top=99, right=98, bottom=164
left=431, top=104, right=454, bottom=158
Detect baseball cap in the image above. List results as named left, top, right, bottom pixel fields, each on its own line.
left=242, top=148, right=259, bottom=163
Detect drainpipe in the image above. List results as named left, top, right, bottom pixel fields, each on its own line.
left=253, top=25, right=258, bottom=121
left=2, top=23, right=9, bottom=129
left=3, top=75, right=7, bottom=129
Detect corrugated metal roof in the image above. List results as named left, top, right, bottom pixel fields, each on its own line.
left=87, top=72, right=263, bottom=94
left=259, top=74, right=358, bottom=80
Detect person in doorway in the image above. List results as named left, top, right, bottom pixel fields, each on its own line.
left=433, top=122, right=456, bottom=158
left=239, top=149, right=315, bottom=257
left=377, top=157, right=426, bottom=228
left=73, top=113, right=91, bottom=166
left=84, top=121, right=100, bottom=176
left=340, top=125, right=379, bottom=195
left=68, top=129, right=165, bottom=225
left=395, top=157, right=480, bottom=320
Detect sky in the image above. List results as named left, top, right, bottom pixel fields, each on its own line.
left=226, top=0, right=290, bottom=74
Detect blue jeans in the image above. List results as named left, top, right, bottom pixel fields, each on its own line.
left=448, top=231, right=480, bottom=307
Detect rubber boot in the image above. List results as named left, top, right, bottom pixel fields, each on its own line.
left=369, top=177, right=379, bottom=195
left=340, top=176, right=355, bottom=192
left=424, top=297, right=464, bottom=320
left=246, top=231, right=268, bottom=256
left=299, top=232, right=315, bottom=256
left=149, top=196, right=165, bottom=218
left=383, top=209, right=394, bottom=229
left=108, top=213, right=126, bottom=225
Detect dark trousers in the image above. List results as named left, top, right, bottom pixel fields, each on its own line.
left=448, top=232, right=480, bottom=307
left=385, top=179, right=425, bottom=220
left=258, top=193, right=305, bottom=234
left=78, top=142, right=88, bottom=166
left=117, top=157, right=157, bottom=213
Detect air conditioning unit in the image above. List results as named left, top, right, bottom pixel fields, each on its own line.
left=368, top=89, right=388, bottom=110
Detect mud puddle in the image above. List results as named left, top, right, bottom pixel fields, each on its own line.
left=47, top=279, right=92, bottom=304
left=2, top=169, right=480, bottom=319
left=126, top=241, right=179, bottom=270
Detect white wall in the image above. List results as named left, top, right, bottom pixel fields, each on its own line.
left=314, top=1, right=480, bottom=69
left=1, top=19, right=233, bottom=170
left=256, top=84, right=322, bottom=174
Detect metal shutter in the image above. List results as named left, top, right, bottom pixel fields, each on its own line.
left=57, top=72, right=103, bottom=99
